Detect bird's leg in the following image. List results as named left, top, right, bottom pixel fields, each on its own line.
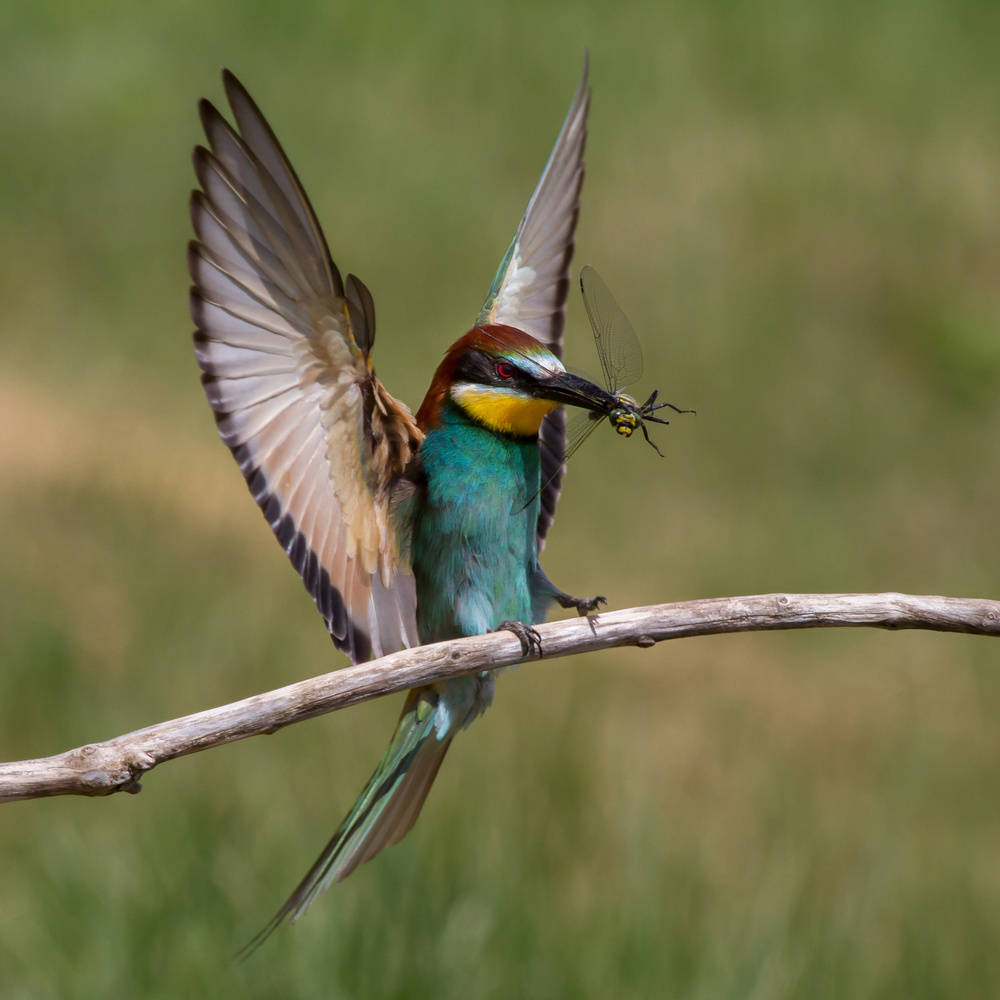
left=553, top=591, right=607, bottom=617
left=495, top=620, right=544, bottom=658
left=532, top=568, right=605, bottom=622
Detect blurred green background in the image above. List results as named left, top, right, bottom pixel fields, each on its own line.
left=2, top=0, right=999, bottom=996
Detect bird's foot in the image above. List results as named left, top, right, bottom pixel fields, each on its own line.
left=495, top=620, right=543, bottom=658
left=555, top=593, right=607, bottom=617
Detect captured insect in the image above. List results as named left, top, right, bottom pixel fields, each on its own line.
left=564, top=264, right=693, bottom=462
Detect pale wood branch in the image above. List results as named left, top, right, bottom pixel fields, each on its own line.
left=2, top=592, right=997, bottom=804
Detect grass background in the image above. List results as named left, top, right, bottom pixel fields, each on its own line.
left=2, top=0, right=999, bottom=996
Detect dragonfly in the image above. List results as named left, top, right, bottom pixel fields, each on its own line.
left=564, top=264, right=693, bottom=462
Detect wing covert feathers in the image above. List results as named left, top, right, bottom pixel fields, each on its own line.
left=190, top=70, right=422, bottom=662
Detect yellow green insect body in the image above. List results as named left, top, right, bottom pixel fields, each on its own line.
left=610, top=394, right=640, bottom=436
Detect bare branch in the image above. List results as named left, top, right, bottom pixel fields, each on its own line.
left=2, top=592, right=997, bottom=804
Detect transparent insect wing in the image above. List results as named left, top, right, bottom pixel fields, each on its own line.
left=579, top=264, right=644, bottom=393
left=527, top=266, right=663, bottom=510
left=561, top=408, right=605, bottom=466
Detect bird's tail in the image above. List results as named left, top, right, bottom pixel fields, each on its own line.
left=238, top=687, right=451, bottom=958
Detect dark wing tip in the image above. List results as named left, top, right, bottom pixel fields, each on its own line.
left=190, top=142, right=211, bottom=173
left=191, top=144, right=219, bottom=192
left=198, top=97, right=224, bottom=135
left=345, top=273, right=376, bottom=357
left=189, top=285, right=213, bottom=327
left=536, top=406, right=567, bottom=549
left=188, top=188, right=205, bottom=229
left=221, top=67, right=252, bottom=107
left=186, top=239, right=209, bottom=283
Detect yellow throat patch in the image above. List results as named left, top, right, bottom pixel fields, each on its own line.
left=451, top=384, right=559, bottom=437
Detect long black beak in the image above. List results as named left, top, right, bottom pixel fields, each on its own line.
left=532, top=371, right=616, bottom=414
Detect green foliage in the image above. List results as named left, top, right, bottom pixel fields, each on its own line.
left=1, top=0, right=999, bottom=995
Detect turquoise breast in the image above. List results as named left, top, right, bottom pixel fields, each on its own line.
left=412, top=400, right=542, bottom=644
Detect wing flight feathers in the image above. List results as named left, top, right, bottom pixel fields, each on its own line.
left=190, top=71, right=421, bottom=661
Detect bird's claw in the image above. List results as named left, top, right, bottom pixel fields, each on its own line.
left=556, top=593, right=607, bottom=617
left=495, top=620, right=543, bottom=658
left=574, top=594, right=606, bottom=617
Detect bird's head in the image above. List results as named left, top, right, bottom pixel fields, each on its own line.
left=416, top=324, right=616, bottom=437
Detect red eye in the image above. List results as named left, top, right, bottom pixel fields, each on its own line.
left=496, top=362, right=514, bottom=379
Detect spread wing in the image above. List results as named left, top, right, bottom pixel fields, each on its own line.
left=476, top=56, right=590, bottom=550
left=189, top=70, right=422, bottom=663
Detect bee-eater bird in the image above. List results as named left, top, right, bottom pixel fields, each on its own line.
left=189, top=58, right=620, bottom=939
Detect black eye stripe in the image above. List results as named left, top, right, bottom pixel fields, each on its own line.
left=455, top=349, right=527, bottom=387
left=452, top=346, right=563, bottom=397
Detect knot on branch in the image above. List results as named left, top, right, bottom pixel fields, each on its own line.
left=66, top=745, right=155, bottom=796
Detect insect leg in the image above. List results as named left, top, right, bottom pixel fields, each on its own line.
left=645, top=400, right=695, bottom=416
left=640, top=420, right=665, bottom=457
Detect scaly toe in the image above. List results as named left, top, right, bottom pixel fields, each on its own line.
left=576, top=595, right=607, bottom=616
left=495, top=620, right=543, bottom=658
